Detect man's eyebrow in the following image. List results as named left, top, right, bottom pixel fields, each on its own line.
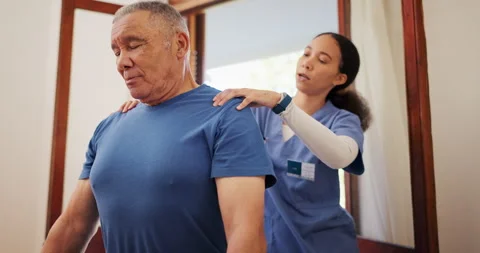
left=123, top=35, right=147, bottom=43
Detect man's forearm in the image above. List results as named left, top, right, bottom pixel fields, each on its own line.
left=226, top=229, right=267, bottom=253
left=41, top=217, right=97, bottom=253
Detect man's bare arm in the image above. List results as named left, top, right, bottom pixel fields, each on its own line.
left=216, top=176, right=267, bottom=253
left=41, top=179, right=99, bottom=253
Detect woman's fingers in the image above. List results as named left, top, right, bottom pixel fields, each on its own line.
left=127, top=100, right=138, bottom=111
left=236, top=97, right=253, bottom=110
left=119, top=100, right=138, bottom=113
left=213, top=89, right=239, bottom=107
left=119, top=102, right=128, bottom=112
left=123, top=101, right=132, bottom=113
left=213, top=89, right=280, bottom=109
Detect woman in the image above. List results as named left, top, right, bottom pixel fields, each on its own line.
left=120, top=32, right=371, bottom=253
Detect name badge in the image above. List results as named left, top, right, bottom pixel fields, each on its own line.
left=287, top=160, right=315, bottom=181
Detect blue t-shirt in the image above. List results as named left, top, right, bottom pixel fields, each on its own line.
left=253, top=101, right=364, bottom=253
left=80, top=84, right=276, bottom=253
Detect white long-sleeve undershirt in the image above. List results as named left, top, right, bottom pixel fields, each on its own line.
left=279, top=102, right=359, bottom=169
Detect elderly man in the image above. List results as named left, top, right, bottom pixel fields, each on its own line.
left=41, top=2, right=276, bottom=253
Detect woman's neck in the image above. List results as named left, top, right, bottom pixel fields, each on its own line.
left=293, top=91, right=329, bottom=115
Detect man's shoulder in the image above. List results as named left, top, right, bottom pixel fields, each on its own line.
left=215, top=98, right=251, bottom=123
left=194, top=85, right=246, bottom=117
left=178, top=84, right=242, bottom=109
left=91, top=111, right=123, bottom=139
left=192, top=84, right=221, bottom=99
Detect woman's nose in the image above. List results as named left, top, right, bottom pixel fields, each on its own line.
left=302, top=59, right=312, bottom=70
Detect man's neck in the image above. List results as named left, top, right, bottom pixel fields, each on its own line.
left=145, top=72, right=199, bottom=106
left=173, top=73, right=199, bottom=98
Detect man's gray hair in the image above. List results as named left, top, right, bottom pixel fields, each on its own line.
left=113, top=1, right=189, bottom=39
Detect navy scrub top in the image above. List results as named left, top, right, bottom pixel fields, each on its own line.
left=253, top=100, right=365, bottom=253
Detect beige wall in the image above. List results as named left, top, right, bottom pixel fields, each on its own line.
left=424, top=1, right=480, bottom=252
left=0, top=0, right=60, bottom=252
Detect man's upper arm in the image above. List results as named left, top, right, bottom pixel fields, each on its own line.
left=64, top=122, right=100, bottom=223
left=215, top=176, right=266, bottom=240
left=60, top=116, right=109, bottom=225
left=62, top=179, right=99, bottom=227
left=42, top=179, right=98, bottom=253
left=211, top=101, right=276, bottom=247
left=80, top=115, right=112, bottom=180
left=211, top=100, right=276, bottom=187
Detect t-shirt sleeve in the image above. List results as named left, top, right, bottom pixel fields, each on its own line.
left=211, top=102, right=276, bottom=188
left=332, top=111, right=365, bottom=175
left=250, top=107, right=267, bottom=139
left=79, top=117, right=111, bottom=180
left=79, top=136, right=96, bottom=180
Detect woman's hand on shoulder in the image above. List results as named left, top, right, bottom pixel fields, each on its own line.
left=212, top=88, right=282, bottom=110
left=118, top=99, right=139, bottom=113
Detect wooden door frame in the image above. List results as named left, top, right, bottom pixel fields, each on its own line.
left=46, top=0, right=438, bottom=252
left=338, top=0, right=439, bottom=252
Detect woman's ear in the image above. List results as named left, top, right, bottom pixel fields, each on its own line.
left=333, top=73, right=348, bottom=86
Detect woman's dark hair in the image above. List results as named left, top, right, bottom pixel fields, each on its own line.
left=315, top=32, right=372, bottom=131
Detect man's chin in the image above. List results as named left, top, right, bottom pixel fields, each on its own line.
left=128, top=89, right=147, bottom=101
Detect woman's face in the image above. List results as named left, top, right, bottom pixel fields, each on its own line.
left=295, top=35, right=347, bottom=96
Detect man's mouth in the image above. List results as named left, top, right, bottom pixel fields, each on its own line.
left=125, top=76, right=141, bottom=85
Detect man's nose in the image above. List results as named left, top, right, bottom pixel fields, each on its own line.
left=116, top=52, right=133, bottom=73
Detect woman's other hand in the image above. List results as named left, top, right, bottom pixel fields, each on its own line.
left=118, top=100, right=139, bottom=113
left=212, top=88, right=282, bottom=110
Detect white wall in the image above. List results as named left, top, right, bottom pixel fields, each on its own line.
left=423, top=1, right=480, bottom=252
left=0, top=0, right=61, bottom=252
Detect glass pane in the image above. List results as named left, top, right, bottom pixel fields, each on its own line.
left=351, top=0, right=414, bottom=247
left=205, top=50, right=300, bottom=95
left=205, top=0, right=337, bottom=69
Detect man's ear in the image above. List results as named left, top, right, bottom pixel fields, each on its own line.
left=175, top=32, right=190, bottom=59
left=333, top=73, right=347, bottom=86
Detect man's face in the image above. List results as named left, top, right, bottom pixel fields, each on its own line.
left=111, top=11, right=181, bottom=104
